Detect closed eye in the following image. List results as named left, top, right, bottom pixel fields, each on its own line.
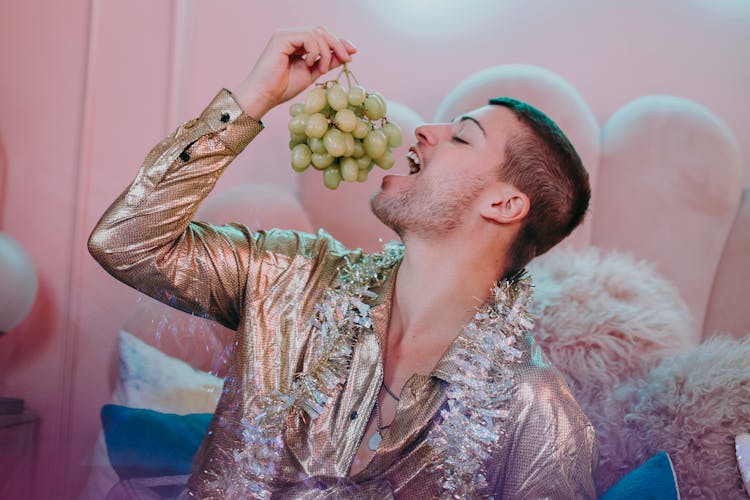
left=452, top=136, right=469, bottom=145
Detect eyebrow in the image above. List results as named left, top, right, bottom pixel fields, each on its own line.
left=456, top=116, right=487, bottom=138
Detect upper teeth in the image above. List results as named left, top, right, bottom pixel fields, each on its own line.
left=406, top=150, right=421, bottom=165
left=406, top=150, right=421, bottom=174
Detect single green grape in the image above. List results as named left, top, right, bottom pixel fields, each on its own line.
left=290, top=102, right=305, bottom=116
left=373, top=149, right=395, bottom=170
left=371, top=92, right=387, bottom=114
left=323, top=165, right=342, bottom=189
left=304, top=88, right=327, bottom=114
left=290, top=131, right=307, bottom=143
left=289, top=134, right=306, bottom=150
left=288, top=113, right=309, bottom=135
left=348, top=85, right=366, bottom=106
left=356, top=167, right=369, bottom=182
left=364, top=95, right=385, bottom=121
left=340, top=157, right=359, bottom=182
left=311, top=152, right=334, bottom=170
left=334, top=108, right=357, bottom=132
left=353, top=118, right=371, bottom=139
left=366, top=93, right=388, bottom=120
left=356, top=155, right=372, bottom=170
left=323, top=128, right=346, bottom=157
left=291, top=144, right=312, bottom=172
left=364, top=129, right=388, bottom=159
left=352, top=139, right=365, bottom=158
left=382, top=122, right=403, bottom=148
left=305, top=113, right=329, bottom=139
left=343, top=133, right=356, bottom=157
left=326, top=84, right=348, bottom=111
left=308, top=137, right=326, bottom=154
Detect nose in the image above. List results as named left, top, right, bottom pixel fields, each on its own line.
left=414, top=123, right=449, bottom=146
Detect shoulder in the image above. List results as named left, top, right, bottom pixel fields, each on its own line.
left=489, top=336, right=598, bottom=498
left=512, top=334, right=594, bottom=439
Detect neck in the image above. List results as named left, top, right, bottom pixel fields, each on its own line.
left=389, top=230, right=508, bottom=349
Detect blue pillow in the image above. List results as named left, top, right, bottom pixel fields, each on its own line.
left=600, top=451, right=679, bottom=500
left=101, top=404, right=213, bottom=480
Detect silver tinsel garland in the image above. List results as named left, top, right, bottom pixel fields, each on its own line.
left=428, top=275, right=534, bottom=499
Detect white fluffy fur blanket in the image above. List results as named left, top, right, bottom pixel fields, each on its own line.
left=527, top=247, right=749, bottom=497
left=528, top=246, right=697, bottom=411
left=599, top=335, right=750, bottom=498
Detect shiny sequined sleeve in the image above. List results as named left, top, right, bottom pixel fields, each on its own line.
left=89, top=89, right=275, bottom=330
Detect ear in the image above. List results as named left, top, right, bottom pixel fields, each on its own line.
left=480, top=183, right=529, bottom=225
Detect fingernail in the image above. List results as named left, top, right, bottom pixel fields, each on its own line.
left=343, top=39, right=357, bottom=51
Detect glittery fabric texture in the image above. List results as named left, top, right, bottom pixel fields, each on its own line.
left=89, top=89, right=598, bottom=499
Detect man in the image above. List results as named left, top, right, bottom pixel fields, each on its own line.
left=90, top=27, right=596, bottom=498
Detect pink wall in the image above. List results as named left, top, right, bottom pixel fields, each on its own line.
left=1, top=0, right=748, bottom=497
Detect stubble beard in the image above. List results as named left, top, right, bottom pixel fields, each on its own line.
left=370, top=176, right=487, bottom=240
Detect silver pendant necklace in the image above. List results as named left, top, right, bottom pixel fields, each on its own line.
left=368, top=380, right=400, bottom=451
left=368, top=399, right=391, bottom=451
left=367, top=417, right=383, bottom=451
left=368, top=320, right=400, bottom=451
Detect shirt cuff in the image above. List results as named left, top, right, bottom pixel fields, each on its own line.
left=125, top=89, right=264, bottom=207
left=195, top=88, right=264, bottom=154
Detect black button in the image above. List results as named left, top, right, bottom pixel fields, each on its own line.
left=220, top=112, right=230, bottom=123
left=179, top=151, right=190, bottom=162
left=350, top=410, right=358, bottom=420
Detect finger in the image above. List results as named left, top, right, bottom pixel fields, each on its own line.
left=312, top=30, right=331, bottom=74
left=326, top=54, right=347, bottom=73
left=281, top=31, right=321, bottom=67
left=301, top=34, right=321, bottom=68
left=317, top=27, right=353, bottom=65
left=326, top=48, right=357, bottom=73
left=342, top=39, right=357, bottom=56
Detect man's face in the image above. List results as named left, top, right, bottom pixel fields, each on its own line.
left=371, top=105, right=521, bottom=239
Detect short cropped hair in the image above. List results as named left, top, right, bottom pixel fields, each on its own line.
left=489, top=97, right=591, bottom=278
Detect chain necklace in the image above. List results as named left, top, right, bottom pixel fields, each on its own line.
left=382, top=380, right=401, bottom=402
left=368, top=322, right=401, bottom=452
left=368, top=399, right=392, bottom=451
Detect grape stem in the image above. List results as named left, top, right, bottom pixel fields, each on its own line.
left=350, top=67, right=361, bottom=85
left=340, top=66, right=352, bottom=88
left=336, top=64, right=360, bottom=88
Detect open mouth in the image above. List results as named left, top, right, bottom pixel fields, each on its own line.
left=406, top=148, right=421, bottom=175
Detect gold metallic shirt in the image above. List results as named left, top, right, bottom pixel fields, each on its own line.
left=89, top=89, right=598, bottom=499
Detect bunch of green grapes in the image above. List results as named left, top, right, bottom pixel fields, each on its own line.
left=288, top=66, right=402, bottom=189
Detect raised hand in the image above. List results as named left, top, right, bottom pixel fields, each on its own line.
left=234, top=27, right=356, bottom=120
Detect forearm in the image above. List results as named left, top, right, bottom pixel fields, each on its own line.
left=88, top=89, right=262, bottom=320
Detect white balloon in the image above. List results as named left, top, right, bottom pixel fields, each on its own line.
left=0, top=232, right=38, bottom=332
